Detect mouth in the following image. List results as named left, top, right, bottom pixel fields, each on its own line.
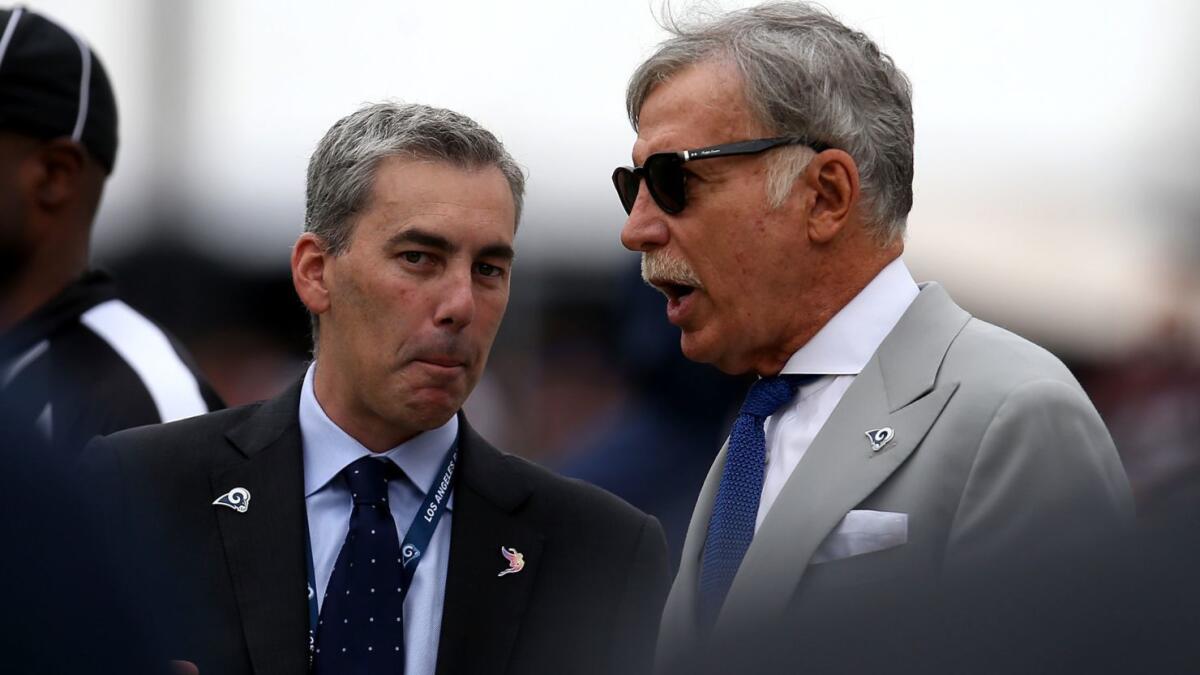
left=412, top=355, right=468, bottom=371
left=648, top=278, right=699, bottom=303
left=648, top=277, right=703, bottom=326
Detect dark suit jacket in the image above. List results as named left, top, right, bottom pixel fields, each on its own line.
left=82, top=381, right=671, bottom=675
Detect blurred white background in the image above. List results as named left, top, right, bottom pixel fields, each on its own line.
left=31, top=0, right=1200, bottom=360
left=21, top=0, right=1200, bottom=540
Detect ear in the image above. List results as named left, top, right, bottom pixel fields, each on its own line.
left=802, top=149, right=860, bottom=244
left=292, top=233, right=333, bottom=316
left=33, top=139, right=88, bottom=210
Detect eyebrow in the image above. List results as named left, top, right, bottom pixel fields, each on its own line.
left=386, top=227, right=514, bottom=262
left=479, top=243, right=515, bottom=262
left=387, top=228, right=455, bottom=253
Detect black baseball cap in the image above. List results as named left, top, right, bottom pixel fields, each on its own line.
left=0, top=6, right=118, bottom=173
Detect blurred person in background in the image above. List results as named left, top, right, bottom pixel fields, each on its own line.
left=84, top=102, right=670, bottom=675
left=0, top=371, right=177, bottom=674
left=610, top=2, right=1133, bottom=670
left=0, top=6, right=222, bottom=455
left=559, top=261, right=744, bottom=564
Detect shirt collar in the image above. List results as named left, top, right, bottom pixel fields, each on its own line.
left=781, top=257, right=919, bottom=376
left=299, top=362, right=459, bottom=502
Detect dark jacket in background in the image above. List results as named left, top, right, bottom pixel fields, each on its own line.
left=0, top=270, right=223, bottom=456
left=0, top=383, right=168, bottom=674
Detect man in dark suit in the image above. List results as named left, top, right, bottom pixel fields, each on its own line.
left=84, top=102, right=670, bottom=675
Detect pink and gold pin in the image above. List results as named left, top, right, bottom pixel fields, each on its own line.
left=497, top=546, right=525, bottom=577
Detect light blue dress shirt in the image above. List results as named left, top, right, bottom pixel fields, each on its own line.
left=299, top=363, right=456, bottom=675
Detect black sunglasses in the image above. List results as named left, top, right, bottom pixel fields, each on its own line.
left=611, top=136, right=831, bottom=215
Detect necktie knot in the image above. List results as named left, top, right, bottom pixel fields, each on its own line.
left=739, top=374, right=810, bottom=418
left=344, top=456, right=393, bottom=505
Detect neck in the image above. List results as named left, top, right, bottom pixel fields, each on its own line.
left=0, top=245, right=87, bottom=332
left=749, top=243, right=903, bottom=377
left=311, top=359, right=419, bottom=453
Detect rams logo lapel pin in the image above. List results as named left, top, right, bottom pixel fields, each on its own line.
left=402, top=543, right=422, bottom=568
left=498, top=546, right=525, bottom=577
left=213, top=487, right=251, bottom=513
left=865, top=427, right=896, bottom=453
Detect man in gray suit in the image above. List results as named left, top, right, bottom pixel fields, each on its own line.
left=610, top=2, right=1133, bottom=670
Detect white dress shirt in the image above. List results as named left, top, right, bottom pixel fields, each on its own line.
left=299, top=363, right=456, bottom=675
left=754, top=258, right=919, bottom=531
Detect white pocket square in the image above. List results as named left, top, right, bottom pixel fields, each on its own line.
left=811, top=510, right=908, bottom=564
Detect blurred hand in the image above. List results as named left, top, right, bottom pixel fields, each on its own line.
left=169, top=660, right=199, bottom=675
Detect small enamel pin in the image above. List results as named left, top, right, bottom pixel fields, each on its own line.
left=497, top=546, right=525, bottom=577
left=401, top=543, right=422, bottom=568
left=865, top=427, right=896, bottom=453
left=212, top=487, right=251, bottom=513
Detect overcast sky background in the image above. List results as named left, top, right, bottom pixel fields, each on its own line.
left=29, top=0, right=1200, bottom=358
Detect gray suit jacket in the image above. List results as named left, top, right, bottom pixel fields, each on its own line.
left=657, top=282, right=1133, bottom=670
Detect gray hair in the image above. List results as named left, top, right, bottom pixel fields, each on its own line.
left=627, top=2, right=914, bottom=244
left=303, top=102, right=525, bottom=349
left=305, top=101, right=526, bottom=255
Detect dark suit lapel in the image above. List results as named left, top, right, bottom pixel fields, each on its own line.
left=716, top=283, right=970, bottom=633
left=436, top=416, right=543, bottom=675
left=211, top=381, right=310, bottom=675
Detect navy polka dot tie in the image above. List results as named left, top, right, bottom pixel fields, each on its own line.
left=698, top=374, right=817, bottom=628
left=314, top=456, right=407, bottom=674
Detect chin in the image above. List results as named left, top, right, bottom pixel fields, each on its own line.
left=402, top=389, right=465, bottom=426
left=679, top=330, right=719, bottom=366
left=680, top=331, right=753, bottom=375
left=388, top=406, right=455, bottom=438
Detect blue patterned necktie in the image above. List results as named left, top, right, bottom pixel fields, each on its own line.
left=698, top=374, right=817, bottom=628
left=314, top=456, right=407, bottom=674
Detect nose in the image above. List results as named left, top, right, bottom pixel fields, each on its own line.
left=619, top=184, right=671, bottom=253
left=434, top=268, right=476, bottom=330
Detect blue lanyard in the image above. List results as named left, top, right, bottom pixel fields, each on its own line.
left=305, top=443, right=458, bottom=668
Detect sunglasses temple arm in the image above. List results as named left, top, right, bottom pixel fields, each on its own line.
left=684, top=137, right=826, bottom=162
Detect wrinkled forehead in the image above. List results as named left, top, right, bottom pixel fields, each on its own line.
left=631, top=61, right=768, bottom=166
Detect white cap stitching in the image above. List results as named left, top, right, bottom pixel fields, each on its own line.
left=0, top=8, right=26, bottom=72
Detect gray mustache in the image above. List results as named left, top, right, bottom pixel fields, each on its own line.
left=641, top=252, right=703, bottom=289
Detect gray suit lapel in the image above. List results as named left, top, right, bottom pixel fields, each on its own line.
left=656, top=440, right=726, bottom=667
left=716, top=367, right=958, bottom=631
left=715, top=283, right=970, bottom=633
